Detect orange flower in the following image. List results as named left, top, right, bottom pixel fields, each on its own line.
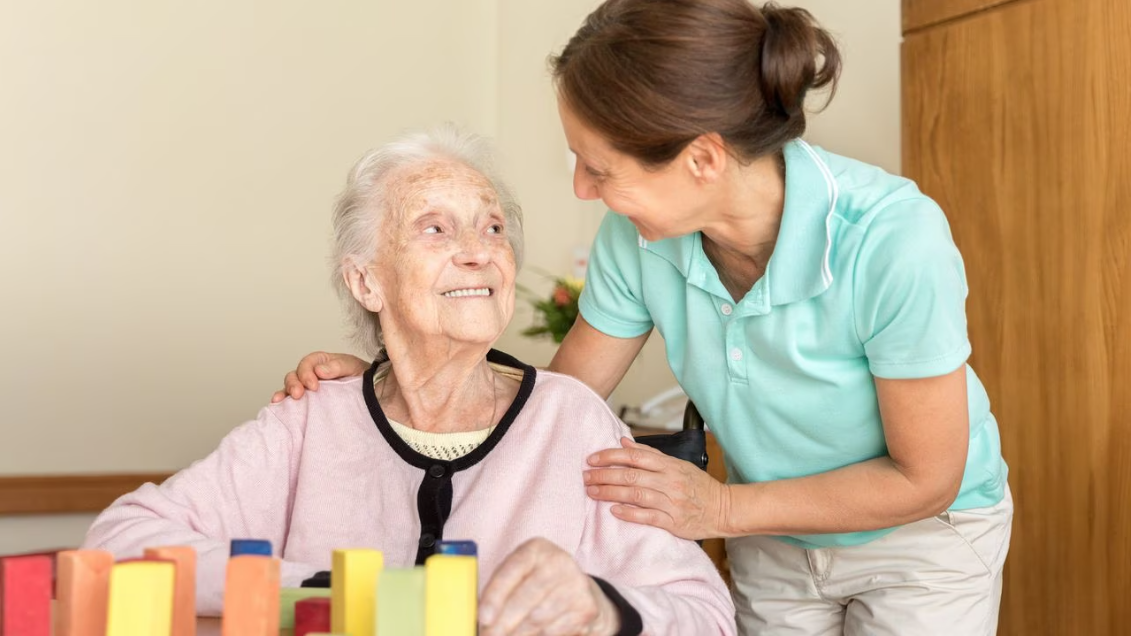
left=552, top=285, right=572, bottom=307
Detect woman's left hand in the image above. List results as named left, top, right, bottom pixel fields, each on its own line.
left=479, top=537, right=620, bottom=636
left=584, top=437, right=732, bottom=540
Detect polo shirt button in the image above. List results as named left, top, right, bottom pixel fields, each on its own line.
left=721, top=303, right=733, bottom=316
left=420, top=533, right=436, bottom=548
left=730, top=348, right=743, bottom=361
left=428, top=464, right=446, bottom=478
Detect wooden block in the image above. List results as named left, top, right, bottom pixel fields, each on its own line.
left=0, top=555, right=53, bottom=636
left=56, top=549, right=114, bottom=636
left=229, top=539, right=272, bottom=557
left=293, top=597, right=331, bottom=636
left=424, top=555, right=476, bottom=636
left=0, top=550, right=59, bottom=594
left=279, top=587, right=332, bottom=629
left=144, top=546, right=196, bottom=636
left=105, top=560, right=175, bottom=636
left=330, top=549, right=383, bottom=636
left=221, top=556, right=280, bottom=636
left=377, top=567, right=425, bottom=636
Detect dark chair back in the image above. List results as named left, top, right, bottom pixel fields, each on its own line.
left=632, top=401, right=709, bottom=471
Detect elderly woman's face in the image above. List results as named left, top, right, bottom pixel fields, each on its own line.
left=369, top=159, right=516, bottom=347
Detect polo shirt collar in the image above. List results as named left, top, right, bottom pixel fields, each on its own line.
left=766, top=139, right=837, bottom=306
left=635, top=139, right=838, bottom=307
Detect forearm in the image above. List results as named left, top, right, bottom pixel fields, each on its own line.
left=721, top=455, right=962, bottom=537
left=83, top=489, right=319, bottom=615
left=580, top=492, right=736, bottom=635
left=612, top=582, right=737, bottom=636
left=549, top=317, right=648, bottom=399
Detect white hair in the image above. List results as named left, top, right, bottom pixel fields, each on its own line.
left=330, top=124, right=525, bottom=357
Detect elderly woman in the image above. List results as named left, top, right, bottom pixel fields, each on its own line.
left=83, top=127, right=735, bottom=635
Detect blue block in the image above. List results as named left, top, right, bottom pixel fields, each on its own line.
left=230, top=539, right=273, bottom=557
left=437, top=540, right=477, bottom=556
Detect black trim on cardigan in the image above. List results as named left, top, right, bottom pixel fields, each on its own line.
left=299, top=570, right=330, bottom=588
left=592, top=576, right=644, bottom=636
left=361, top=348, right=537, bottom=565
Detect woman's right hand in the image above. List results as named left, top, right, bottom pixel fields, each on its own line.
left=270, top=352, right=368, bottom=403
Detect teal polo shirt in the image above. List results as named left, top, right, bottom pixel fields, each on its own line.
left=579, top=139, right=1008, bottom=549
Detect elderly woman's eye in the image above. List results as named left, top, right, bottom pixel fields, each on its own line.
left=487, top=224, right=504, bottom=234
left=423, top=225, right=443, bottom=234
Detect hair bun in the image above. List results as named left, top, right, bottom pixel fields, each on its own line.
left=759, top=3, right=841, bottom=118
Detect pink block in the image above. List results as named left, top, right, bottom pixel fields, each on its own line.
left=0, top=555, right=53, bottom=636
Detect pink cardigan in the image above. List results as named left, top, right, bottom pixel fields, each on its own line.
left=83, top=355, right=735, bottom=634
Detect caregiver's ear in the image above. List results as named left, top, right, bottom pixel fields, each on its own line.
left=343, top=257, right=384, bottom=313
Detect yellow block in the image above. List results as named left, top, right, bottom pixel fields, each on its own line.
left=330, top=548, right=383, bottom=636
left=424, top=555, right=477, bottom=636
left=105, top=561, right=175, bottom=636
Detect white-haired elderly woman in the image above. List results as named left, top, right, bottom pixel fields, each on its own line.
left=84, top=127, right=736, bottom=636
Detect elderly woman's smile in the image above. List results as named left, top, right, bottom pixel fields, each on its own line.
left=442, top=287, right=492, bottom=297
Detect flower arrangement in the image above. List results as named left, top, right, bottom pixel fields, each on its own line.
left=518, top=275, right=584, bottom=343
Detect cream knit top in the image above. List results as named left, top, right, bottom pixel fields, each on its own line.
left=377, top=362, right=524, bottom=461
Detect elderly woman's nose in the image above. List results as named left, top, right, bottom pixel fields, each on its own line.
left=454, top=229, right=491, bottom=265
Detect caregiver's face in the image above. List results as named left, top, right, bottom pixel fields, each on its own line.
left=373, top=158, right=516, bottom=346
left=557, top=96, right=705, bottom=242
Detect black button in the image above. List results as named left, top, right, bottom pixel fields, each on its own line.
left=419, top=533, right=436, bottom=548
left=428, top=465, right=446, bottom=478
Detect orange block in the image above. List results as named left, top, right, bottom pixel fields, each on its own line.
left=221, top=556, right=280, bottom=636
left=144, top=547, right=196, bottom=636
left=55, top=550, right=114, bottom=636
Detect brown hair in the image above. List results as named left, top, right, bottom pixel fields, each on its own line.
left=550, top=0, right=841, bottom=167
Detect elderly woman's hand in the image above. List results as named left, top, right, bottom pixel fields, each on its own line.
left=584, top=437, right=733, bottom=540
left=479, top=538, right=620, bottom=636
left=270, top=351, right=368, bottom=403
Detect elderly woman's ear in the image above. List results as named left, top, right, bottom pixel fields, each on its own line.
left=343, top=257, right=384, bottom=314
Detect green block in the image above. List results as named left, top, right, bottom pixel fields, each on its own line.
left=377, top=567, right=425, bottom=636
left=279, top=586, right=333, bottom=628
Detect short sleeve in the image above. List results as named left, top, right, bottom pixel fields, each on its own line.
left=853, top=198, right=972, bottom=379
left=578, top=212, right=655, bottom=338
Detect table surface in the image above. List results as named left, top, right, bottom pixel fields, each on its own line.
left=195, top=617, right=292, bottom=635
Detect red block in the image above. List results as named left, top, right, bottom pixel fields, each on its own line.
left=293, top=597, right=332, bottom=636
left=0, top=555, right=52, bottom=636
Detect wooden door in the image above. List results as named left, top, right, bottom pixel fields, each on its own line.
left=902, top=0, right=1131, bottom=633
left=903, top=0, right=1019, bottom=32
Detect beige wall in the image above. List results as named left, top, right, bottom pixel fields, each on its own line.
left=0, top=0, right=901, bottom=553
left=792, top=0, right=902, bottom=173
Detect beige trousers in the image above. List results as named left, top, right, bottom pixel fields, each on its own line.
left=727, top=487, right=1013, bottom=636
